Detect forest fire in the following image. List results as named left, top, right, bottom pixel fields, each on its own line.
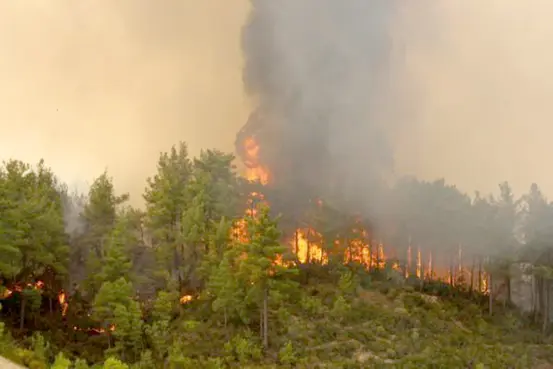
left=58, top=290, right=68, bottom=316
left=179, top=295, right=194, bottom=304
left=1, top=280, right=44, bottom=297
left=73, top=324, right=116, bottom=334
left=234, top=135, right=491, bottom=294
left=243, top=137, right=270, bottom=185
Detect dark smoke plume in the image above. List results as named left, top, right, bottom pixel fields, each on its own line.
left=237, top=1, right=407, bottom=213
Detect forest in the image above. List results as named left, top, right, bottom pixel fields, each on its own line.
left=1, top=141, right=553, bottom=368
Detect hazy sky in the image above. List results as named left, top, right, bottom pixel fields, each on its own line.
left=1, top=1, right=553, bottom=201
left=0, top=0, right=250, bottom=201
left=392, top=1, right=553, bottom=197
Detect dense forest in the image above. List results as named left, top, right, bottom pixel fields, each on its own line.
left=1, top=141, right=553, bottom=368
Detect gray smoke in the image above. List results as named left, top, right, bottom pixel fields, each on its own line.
left=239, top=1, right=407, bottom=212
left=239, top=0, right=553, bottom=214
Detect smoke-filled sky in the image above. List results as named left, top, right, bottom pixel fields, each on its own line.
left=0, top=0, right=250, bottom=201
left=2, top=1, right=553, bottom=202
left=241, top=0, right=553, bottom=204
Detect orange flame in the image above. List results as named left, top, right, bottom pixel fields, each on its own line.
left=243, top=137, right=270, bottom=185
left=293, top=228, right=327, bottom=264
left=58, top=290, right=68, bottom=316
left=179, top=295, right=194, bottom=304
left=237, top=133, right=492, bottom=294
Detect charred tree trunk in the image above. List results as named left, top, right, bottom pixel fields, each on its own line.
left=504, top=275, right=511, bottom=307
left=542, top=279, right=549, bottom=334
left=539, top=277, right=545, bottom=325
left=488, top=273, right=493, bottom=316
left=20, top=295, right=26, bottom=330
left=478, top=259, right=483, bottom=293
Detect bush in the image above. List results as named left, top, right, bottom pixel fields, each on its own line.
left=278, top=341, right=297, bottom=366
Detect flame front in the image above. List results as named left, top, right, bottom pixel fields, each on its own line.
left=235, top=135, right=490, bottom=294
left=243, top=137, right=270, bottom=185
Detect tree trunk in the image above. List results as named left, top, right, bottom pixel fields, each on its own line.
left=263, top=287, right=269, bottom=349
left=20, top=295, right=26, bottom=330
left=49, top=295, right=53, bottom=315
left=470, top=259, right=475, bottom=294
left=531, top=275, right=536, bottom=321
left=539, top=277, right=545, bottom=324
left=449, top=260, right=454, bottom=287
left=542, top=279, right=549, bottom=334
left=259, top=305, right=263, bottom=341
left=478, top=260, right=482, bottom=293
left=488, top=273, right=493, bottom=316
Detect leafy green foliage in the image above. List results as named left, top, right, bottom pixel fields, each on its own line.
left=51, top=352, right=71, bottom=369
left=1, top=145, right=553, bottom=369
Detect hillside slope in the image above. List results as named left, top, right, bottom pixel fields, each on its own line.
left=165, top=281, right=553, bottom=368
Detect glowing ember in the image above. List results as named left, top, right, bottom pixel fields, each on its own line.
left=58, top=290, right=68, bottom=316
left=179, top=295, right=194, bottom=304
left=73, top=324, right=115, bottom=334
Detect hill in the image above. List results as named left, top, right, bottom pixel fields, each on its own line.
left=2, top=274, right=553, bottom=368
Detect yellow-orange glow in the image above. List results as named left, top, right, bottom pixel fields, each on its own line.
left=416, top=248, right=422, bottom=278
left=236, top=131, right=491, bottom=295
left=246, top=167, right=269, bottom=185
left=58, top=290, right=68, bottom=316
left=406, top=245, right=412, bottom=277
left=426, top=252, right=433, bottom=279
left=179, top=295, right=194, bottom=304
left=242, top=136, right=270, bottom=185
left=293, top=228, right=328, bottom=264
left=73, top=324, right=116, bottom=334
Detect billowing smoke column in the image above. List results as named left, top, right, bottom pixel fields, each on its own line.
left=237, top=1, right=406, bottom=213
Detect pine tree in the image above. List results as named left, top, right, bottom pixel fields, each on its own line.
left=99, top=216, right=133, bottom=284
left=92, top=278, right=143, bottom=360
left=0, top=160, right=69, bottom=329
left=236, top=204, right=298, bottom=348
left=82, top=172, right=128, bottom=297
left=144, top=142, right=191, bottom=290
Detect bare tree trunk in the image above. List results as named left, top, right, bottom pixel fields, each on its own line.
left=531, top=275, right=536, bottom=321
left=542, top=279, right=549, bottom=334
left=19, top=295, right=26, bottom=330
left=488, top=273, right=493, bottom=316
left=470, top=258, right=475, bottom=294
left=478, top=260, right=482, bottom=293
left=449, top=258, right=454, bottom=286
left=539, top=277, right=545, bottom=324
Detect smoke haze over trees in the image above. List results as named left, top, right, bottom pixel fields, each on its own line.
left=2, top=1, right=553, bottom=200
left=3, top=2, right=553, bottom=367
